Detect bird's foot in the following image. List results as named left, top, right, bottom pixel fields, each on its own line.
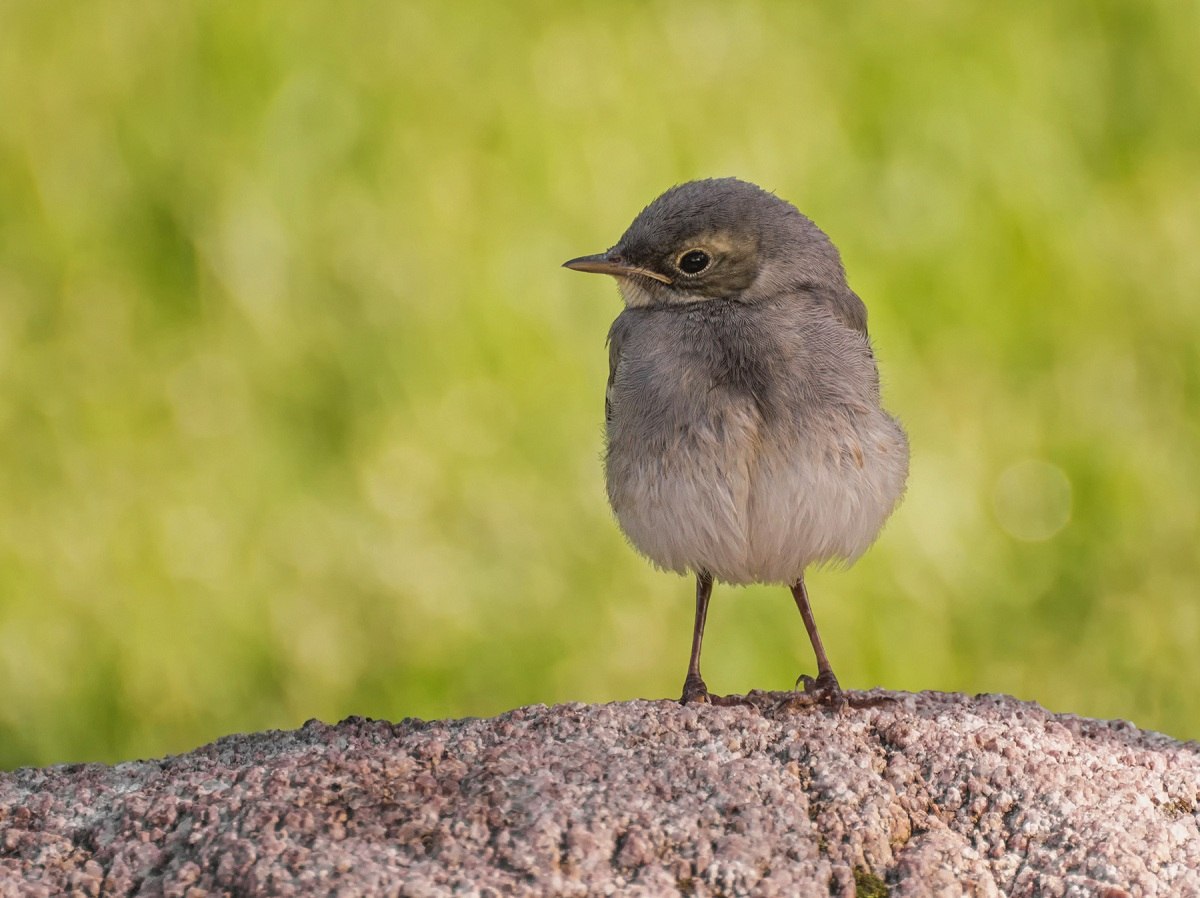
left=680, top=674, right=711, bottom=705
left=795, top=670, right=845, bottom=708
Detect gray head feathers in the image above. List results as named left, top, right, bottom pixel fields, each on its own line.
left=608, top=178, right=868, bottom=333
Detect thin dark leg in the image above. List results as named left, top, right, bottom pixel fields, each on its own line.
left=790, top=576, right=842, bottom=701
left=680, top=572, right=713, bottom=704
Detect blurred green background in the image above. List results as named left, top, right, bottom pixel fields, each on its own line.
left=1, top=1, right=1198, bottom=768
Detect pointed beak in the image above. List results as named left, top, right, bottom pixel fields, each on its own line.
left=562, top=252, right=673, bottom=284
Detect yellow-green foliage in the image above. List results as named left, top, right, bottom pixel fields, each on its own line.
left=855, top=867, right=890, bottom=898
left=1, top=1, right=1197, bottom=766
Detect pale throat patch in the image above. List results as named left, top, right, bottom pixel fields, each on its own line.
left=615, top=276, right=659, bottom=308
left=616, top=277, right=705, bottom=308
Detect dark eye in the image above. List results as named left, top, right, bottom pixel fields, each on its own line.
left=677, top=249, right=711, bottom=275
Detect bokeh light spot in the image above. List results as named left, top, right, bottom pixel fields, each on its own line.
left=992, top=459, right=1072, bottom=542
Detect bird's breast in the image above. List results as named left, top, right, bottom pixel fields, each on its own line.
left=602, top=304, right=907, bottom=583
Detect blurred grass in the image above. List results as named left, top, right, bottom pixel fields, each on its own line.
left=0, top=0, right=1198, bottom=767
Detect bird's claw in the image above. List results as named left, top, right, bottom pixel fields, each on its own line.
left=680, top=674, right=712, bottom=705
left=795, top=670, right=845, bottom=708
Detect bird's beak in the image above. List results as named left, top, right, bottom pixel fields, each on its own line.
left=562, top=252, right=672, bottom=284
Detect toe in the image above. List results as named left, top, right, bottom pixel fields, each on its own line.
left=796, top=671, right=844, bottom=706
left=680, top=675, right=711, bottom=705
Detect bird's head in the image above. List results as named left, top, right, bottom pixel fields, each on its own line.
left=563, top=178, right=851, bottom=308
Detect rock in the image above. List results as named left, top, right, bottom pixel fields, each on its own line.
left=1, top=690, right=1198, bottom=897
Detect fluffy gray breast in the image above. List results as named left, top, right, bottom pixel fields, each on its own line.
left=605, top=297, right=879, bottom=444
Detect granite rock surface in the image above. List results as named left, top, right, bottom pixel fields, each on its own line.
left=2, top=690, right=1198, bottom=897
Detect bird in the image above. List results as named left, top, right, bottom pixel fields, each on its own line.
left=563, top=178, right=909, bottom=705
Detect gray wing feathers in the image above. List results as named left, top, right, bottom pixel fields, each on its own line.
left=605, top=316, right=630, bottom=429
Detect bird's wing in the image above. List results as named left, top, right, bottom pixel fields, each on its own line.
left=825, top=287, right=870, bottom=338
left=605, top=319, right=628, bottom=429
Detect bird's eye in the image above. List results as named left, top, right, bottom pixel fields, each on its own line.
left=677, top=249, right=711, bottom=275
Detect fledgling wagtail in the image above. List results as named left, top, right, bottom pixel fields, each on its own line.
left=564, top=178, right=909, bottom=704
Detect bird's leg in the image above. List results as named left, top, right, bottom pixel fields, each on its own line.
left=680, top=572, right=714, bottom=704
left=790, top=576, right=842, bottom=703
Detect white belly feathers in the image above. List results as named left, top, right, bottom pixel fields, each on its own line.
left=605, top=392, right=908, bottom=585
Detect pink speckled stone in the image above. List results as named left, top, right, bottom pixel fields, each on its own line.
left=1, top=690, right=1197, bottom=896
